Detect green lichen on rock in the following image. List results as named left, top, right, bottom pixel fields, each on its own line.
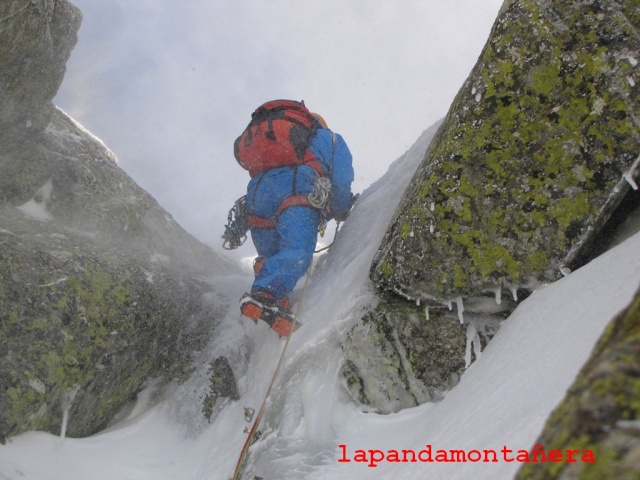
left=0, top=218, right=223, bottom=439
left=0, top=0, right=238, bottom=441
left=515, top=286, right=640, bottom=480
left=201, top=356, right=239, bottom=421
left=372, top=0, right=640, bottom=303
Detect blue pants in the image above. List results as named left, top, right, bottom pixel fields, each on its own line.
left=247, top=166, right=319, bottom=300
left=251, top=207, right=318, bottom=300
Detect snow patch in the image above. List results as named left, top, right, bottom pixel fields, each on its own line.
left=16, top=179, right=54, bottom=221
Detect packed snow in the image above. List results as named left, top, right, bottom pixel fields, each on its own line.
left=1, top=124, right=639, bottom=479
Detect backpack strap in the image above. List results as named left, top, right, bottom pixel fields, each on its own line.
left=306, top=158, right=326, bottom=177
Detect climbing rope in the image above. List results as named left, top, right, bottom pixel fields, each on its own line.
left=231, top=267, right=313, bottom=480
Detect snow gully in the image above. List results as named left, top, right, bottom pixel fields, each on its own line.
left=337, top=443, right=596, bottom=468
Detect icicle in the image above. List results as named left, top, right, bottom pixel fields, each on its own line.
left=416, top=298, right=421, bottom=306
left=509, top=286, right=519, bottom=301
left=464, top=322, right=483, bottom=369
left=473, top=327, right=482, bottom=361
left=456, top=297, right=465, bottom=324
left=494, top=288, right=502, bottom=305
left=429, top=222, right=434, bottom=234
left=425, top=306, right=430, bottom=321
left=464, top=323, right=475, bottom=368
left=60, top=384, right=80, bottom=443
left=624, top=173, right=639, bottom=190
left=446, top=300, right=452, bottom=311
left=623, top=154, right=640, bottom=191
left=430, top=202, right=435, bottom=212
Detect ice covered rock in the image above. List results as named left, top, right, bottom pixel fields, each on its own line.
left=346, top=0, right=640, bottom=414
left=341, top=292, right=467, bottom=413
left=371, top=0, right=640, bottom=304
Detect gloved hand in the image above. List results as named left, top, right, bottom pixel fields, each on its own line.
left=333, top=209, right=350, bottom=222
left=333, top=193, right=359, bottom=222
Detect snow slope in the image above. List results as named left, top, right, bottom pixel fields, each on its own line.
left=1, top=123, right=639, bottom=480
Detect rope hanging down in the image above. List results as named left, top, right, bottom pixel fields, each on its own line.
left=230, top=267, right=313, bottom=480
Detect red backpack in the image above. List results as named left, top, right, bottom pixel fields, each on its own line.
left=234, top=100, right=324, bottom=177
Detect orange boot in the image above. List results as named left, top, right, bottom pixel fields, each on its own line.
left=240, top=291, right=300, bottom=336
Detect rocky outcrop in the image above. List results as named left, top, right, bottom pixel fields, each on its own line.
left=515, top=285, right=640, bottom=479
left=340, top=292, right=470, bottom=412
left=0, top=0, right=80, bottom=152
left=342, top=0, right=640, bottom=412
left=0, top=0, right=237, bottom=441
left=373, top=0, right=639, bottom=303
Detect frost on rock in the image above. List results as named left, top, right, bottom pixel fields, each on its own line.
left=363, top=0, right=640, bottom=416
left=341, top=293, right=468, bottom=413
left=371, top=0, right=640, bottom=305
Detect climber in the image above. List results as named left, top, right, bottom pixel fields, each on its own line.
left=234, top=100, right=355, bottom=336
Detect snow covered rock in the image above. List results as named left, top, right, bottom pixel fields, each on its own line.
left=516, top=285, right=640, bottom=479
left=372, top=0, right=640, bottom=304
left=0, top=1, right=237, bottom=442
left=344, top=0, right=640, bottom=414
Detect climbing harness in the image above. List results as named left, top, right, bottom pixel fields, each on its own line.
left=222, top=195, right=249, bottom=250
left=231, top=267, right=313, bottom=480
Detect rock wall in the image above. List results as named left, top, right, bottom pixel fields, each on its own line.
left=372, top=0, right=640, bottom=304
left=0, top=0, right=80, bottom=151
left=0, top=0, right=237, bottom=441
left=515, top=286, right=640, bottom=479
left=342, top=0, right=640, bottom=412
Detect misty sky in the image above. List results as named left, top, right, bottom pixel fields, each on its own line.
left=55, top=0, right=504, bottom=258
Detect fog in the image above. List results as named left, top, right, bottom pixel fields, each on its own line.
left=55, top=0, right=503, bottom=259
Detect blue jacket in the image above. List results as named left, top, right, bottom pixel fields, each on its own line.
left=308, top=127, right=354, bottom=218
left=246, top=127, right=354, bottom=221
